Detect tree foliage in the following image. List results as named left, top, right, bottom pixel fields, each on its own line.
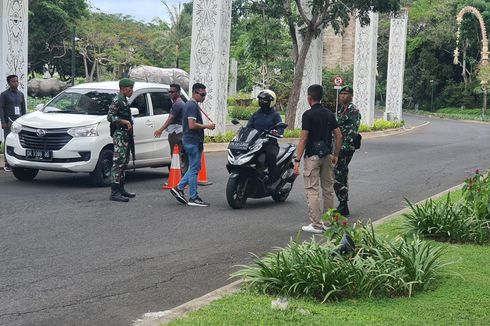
left=28, top=0, right=88, bottom=78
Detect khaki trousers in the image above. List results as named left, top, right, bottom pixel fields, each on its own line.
left=303, top=154, right=334, bottom=227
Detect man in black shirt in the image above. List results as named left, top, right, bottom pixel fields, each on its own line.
left=0, top=75, right=26, bottom=171
left=294, top=84, right=342, bottom=234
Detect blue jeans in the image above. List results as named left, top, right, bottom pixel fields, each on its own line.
left=177, top=143, right=202, bottom=200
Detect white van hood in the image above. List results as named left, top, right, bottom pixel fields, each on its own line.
left=16, top=111, right=106, bottom=129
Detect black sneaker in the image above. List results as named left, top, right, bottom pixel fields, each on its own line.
left=187, top=196, right=210, bottom=207
left=170, top=186, right=187, bottom=204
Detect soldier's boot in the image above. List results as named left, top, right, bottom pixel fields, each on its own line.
left=120, top=181, right=136, bottom=198
left=110, top=184, right=129, bottom=202
left=337, top=201, right=350, bottom=217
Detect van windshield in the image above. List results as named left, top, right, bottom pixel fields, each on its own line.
left=43, top=90, right=117, bottom=115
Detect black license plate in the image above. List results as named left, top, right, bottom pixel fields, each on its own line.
left=25, top=149, right=53, bottom=161
left=228, top=141, right=248, bottom=151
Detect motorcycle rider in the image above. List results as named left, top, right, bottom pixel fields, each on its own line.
left=246, top=90, right=283, bottom=186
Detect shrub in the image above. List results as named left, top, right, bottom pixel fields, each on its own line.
left=283, top=129, right=301, bottom=138
left=232, top=223, right=447, bottom=302
left=228, top=106, right=256, bottom=120
left=0, top=142, right=4, bottom=154
left=204, top=130, right=236, bottom=143
left=27, top=96, right=52, bottom=113
left=403, top=170, right=490, bottom=244
left=358, top=119, right=404, bottom=132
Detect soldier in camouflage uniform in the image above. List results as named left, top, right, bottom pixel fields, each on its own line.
left=107, top=78, right=136, bottom=202
left=334, top=85, right=361, bottom=216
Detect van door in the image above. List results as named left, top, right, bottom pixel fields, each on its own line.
left=129, top=92, right=154, bottom=164
left=149, top=91, right=173, bottom=160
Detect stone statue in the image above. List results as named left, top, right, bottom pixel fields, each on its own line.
left=27, top=79, right=69, bottom=97
left=128, top=66, right=190, bottom=92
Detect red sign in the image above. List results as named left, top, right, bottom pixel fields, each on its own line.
left=333, top=76, right=343, bottom=86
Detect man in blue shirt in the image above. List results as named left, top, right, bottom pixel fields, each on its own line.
left=170, top=83, right=215, bottom=207
left=154, top=84, right=188, bottom=174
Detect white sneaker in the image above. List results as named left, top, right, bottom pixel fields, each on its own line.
left=3, top=165, right=11, bottom=172
left=301, top=224, right=324, bottom=234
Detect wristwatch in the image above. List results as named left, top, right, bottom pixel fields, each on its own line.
left=294, top=159, right=301, bottom=163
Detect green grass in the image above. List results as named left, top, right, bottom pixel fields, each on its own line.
left=168, top=190, right=490, bottom=326
left=407, top=108, right=490, bottom=122
left=0, top=142, right=4, bottom=154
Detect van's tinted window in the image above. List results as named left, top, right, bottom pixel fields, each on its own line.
left=130, top=93, right=149, bottom=116
left=43, top=90, right=117, bottom=115
left=150, top=92, right=172, bottom=115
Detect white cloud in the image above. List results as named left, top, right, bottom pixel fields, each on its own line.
left=90, top=0, right=191, bottom=23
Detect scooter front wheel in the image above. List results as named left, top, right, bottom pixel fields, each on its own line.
left=226, top=177, right=248, bottom=209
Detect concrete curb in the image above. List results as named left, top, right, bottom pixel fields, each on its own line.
left=132, top=280, right=243, bottom=326
left=204, top=121, right=430, bottom=153
left=133, top=180, right=463, bottom=326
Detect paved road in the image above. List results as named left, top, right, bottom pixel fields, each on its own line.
left=1, top=115, right=489, bottom=326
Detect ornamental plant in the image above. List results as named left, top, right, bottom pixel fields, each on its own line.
left=403, top=169, right=490, bottom=244
left=232, top=223, right=448, bottom=302
left=462, top=169, right=490, bottom=220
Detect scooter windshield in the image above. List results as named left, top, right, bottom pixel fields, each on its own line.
left=235, top=127, right=260, bottom=143
left=228, top=127, right=261, bottom=151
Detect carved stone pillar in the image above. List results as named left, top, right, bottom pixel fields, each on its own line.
left=353, top=12, right=378, bottom=127
left=189, top=0, right=232, bottom=135
left=0, top=0, right=28, bottom=140
left=228, top=58, right=237, bottom=97
left=294, top=0, right=324, bottom=129
left=385, top=9, right=408, bottom=121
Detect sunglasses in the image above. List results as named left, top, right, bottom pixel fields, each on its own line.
left=169, top=90, right=178, bottom=93
left=196, top=92, right=207, bottom=97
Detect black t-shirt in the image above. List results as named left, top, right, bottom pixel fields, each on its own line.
left=301, top=103, right=339, bottom=157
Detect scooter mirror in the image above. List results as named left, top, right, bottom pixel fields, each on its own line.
left=231, top=118, right=240, bottom=125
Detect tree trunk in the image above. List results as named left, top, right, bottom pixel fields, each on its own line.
left=285, top=31, right=314, bottom=129
left=176, top=44, right=180, bottom=68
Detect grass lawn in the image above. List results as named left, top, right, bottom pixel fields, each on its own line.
left=407, top=108, right=490, bottom=122
left=168, top=191, right=490, bottom=326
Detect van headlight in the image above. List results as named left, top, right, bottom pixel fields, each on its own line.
left=67, top=123, right=99, bottom=137
left=10, top=121, right=23, bottom=134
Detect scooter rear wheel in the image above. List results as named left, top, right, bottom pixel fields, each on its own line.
left=226, top=177, right=248, bottom=209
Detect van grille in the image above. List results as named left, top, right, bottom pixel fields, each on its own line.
left=19, top=126, right=72, bottom=150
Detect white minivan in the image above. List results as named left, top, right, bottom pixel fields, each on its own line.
left=5, top=81, right=187, bottom=186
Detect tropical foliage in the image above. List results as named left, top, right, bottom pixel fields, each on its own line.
left=403, top=170, right=490, bottom=244
left=232, top=223, right=448, bottom=301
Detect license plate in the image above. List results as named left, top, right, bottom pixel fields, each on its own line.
left=25, top=149, right=53, bottom=161
left=228, top=141, right=248, bottom=151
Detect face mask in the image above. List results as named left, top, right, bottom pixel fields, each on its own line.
left=259, top=99, right=271, bottom=110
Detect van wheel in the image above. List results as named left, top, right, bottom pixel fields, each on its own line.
left=12, top=167, right=39, bottom=181
left=90, top=148, right=113, bottom=187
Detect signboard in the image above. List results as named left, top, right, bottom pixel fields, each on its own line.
left=333, top=75, right=343, bottom=87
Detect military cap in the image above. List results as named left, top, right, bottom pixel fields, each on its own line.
left=339, top=85, right=353, bottom=94
left=119, top=78, right=135, bottom=88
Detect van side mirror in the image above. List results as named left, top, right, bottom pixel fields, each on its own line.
left=36, top=103, right=45, bottom=111
left=130, top=107, right=140, bottom=116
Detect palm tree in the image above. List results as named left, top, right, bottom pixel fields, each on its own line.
left=153, top=1, right=192, bottom=69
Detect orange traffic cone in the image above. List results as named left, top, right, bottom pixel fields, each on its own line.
left=198, top=152, right=213, bottom=186
left=162, top=145, right=182, bottom=189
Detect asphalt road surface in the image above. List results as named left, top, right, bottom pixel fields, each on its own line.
left=1, top=115, right=489, bottom=326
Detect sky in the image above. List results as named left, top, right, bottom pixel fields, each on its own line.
left=89, top=0, right=191, bottom=23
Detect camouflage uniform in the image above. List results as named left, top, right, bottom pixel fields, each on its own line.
left=334, top=103, right=361, bottom=203
left=107, top=94, right=132, bottom=184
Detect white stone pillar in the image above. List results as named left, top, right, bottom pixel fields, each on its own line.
left=189, top=0, right=232, bottom=135
left=0, top=0, right=28, bottom=141
left=294, top=1, right=324, bottom=129
left=353, top=12, right=379, bottom=127
left=228, top=58, right=237, bottom=97
left=385, top=9, right=408, bottom=122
